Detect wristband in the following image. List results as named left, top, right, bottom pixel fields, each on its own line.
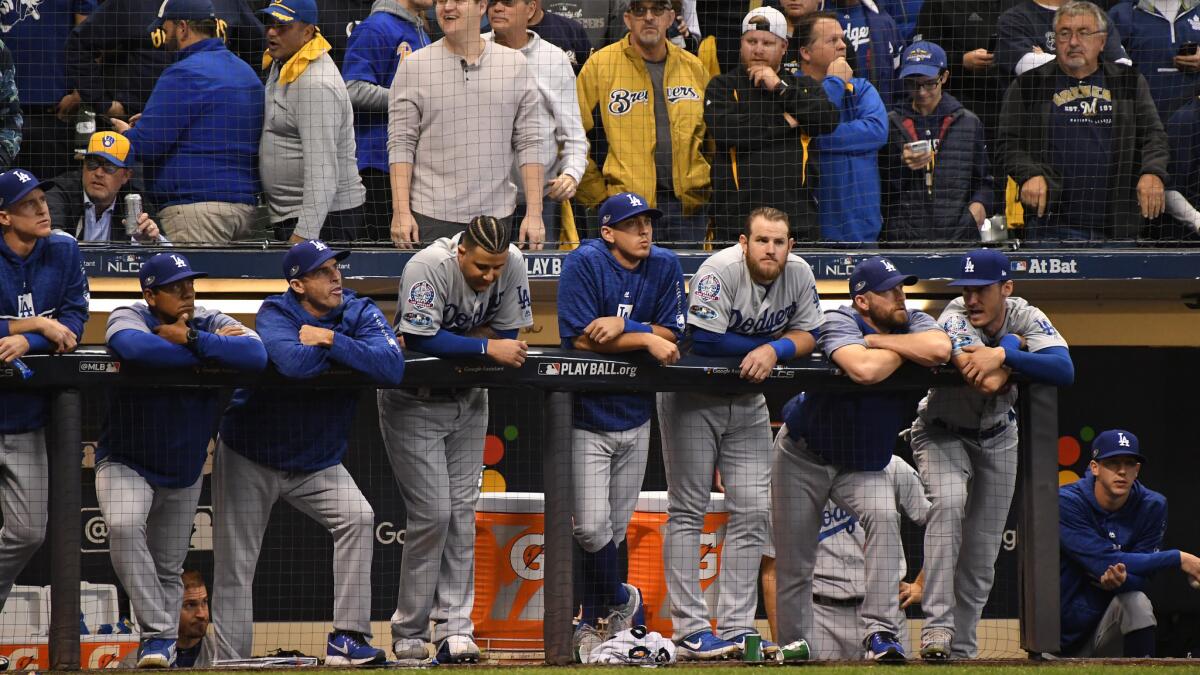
left=623, top=318, right=652, bottom=334
left=769, top=338, right=796, bottom=361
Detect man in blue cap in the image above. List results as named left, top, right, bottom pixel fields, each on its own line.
left=109, top=0, right=264, bottom=244
left=883, top=40, right=992, bottom=243
left=208, top=240, right=404, bottom=664
left=259, top=0, right=367, bottom=243
left=1058, top=429, right=1200, bottom=657
left=908, top=248, right=1074, bottom=660
left=773, top=255, right=950, bottom=662
left=100, top=252, right=267, bottom=668
left=557, top=192, right=684, bottom=661
left=0, top=169, right=89, bottom=673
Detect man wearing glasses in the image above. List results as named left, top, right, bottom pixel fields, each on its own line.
left=998, top=0, right=1168, bottom=242
left=576, top=0, right=711, bottom=246
left=996, top=0, right=1129, bottom=77
left=45, top=131, right=165, bottom=243
left=882, top=41, right=992, bottom=242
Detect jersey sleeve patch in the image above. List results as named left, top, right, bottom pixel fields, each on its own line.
left=689, top=304, right=718, bottom=320
left=693, top=273, right=721, bottom=303
left=943, top=314, right=975, bottom=350
left=401, top=311, right=433, bottom=329
left=407, top=280, right=436, bottom=309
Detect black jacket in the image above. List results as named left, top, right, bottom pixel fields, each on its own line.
left=45, top=168, right=155, bottom=242
left=998, top=60, right=1169, bottom=238
left=883, top=93, right=993, bottom=242
left=704, top=67, right=840, bottom=242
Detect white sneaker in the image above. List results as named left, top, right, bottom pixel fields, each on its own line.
left=436, top=635, right=481, bottom=664
left=392, top=638, right=427, bottom=660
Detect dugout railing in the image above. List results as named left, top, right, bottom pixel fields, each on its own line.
left=7, top=348, right=1059, bottom=668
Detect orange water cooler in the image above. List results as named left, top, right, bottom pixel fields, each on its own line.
left=472, top=492, right=545, bottom=651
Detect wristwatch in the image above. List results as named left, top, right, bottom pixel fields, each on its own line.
left=775, top=79, right=790, bottom=94
left=186, top=328, right=199, bottom=349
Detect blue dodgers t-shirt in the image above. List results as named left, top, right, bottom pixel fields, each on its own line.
left=785, top=306, right=937, bottom=471
left=342, top=11, right=430, bottom=172
left=558, top=239, right=685, bottom=432
left=1047, top=71, right=1113, bottom=228
left=2, top=0, right=97, bottom=106
left=838, top=4, right=871, bottom=78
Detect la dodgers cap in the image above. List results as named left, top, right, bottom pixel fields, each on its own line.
left=947, top=248, right=1010, bottom=286
left=86, top=131, right=133, bottom=168
left=148, top=0, right=217, bottom=32
left=283, top=239, right=350, bottom=281
left=1091, top=429, right=1146, bottom=464
left=598, top=192, right=662, bottom=227
left=139, top=252, right=208, bottom=290
left=742, top=6, right=788, bottom=42
left=0, top=169, right=49, bottom=210
left=849, top=256, right=918, bottom=296
left=260, top=0, right=319, bottom=25
left=898, top=40, right=948, bottom=79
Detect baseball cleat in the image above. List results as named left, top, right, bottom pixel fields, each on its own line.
left=920, top=627, right=953, bottom=661
left=325, top=631, right=385, bottom=666
left=865, top=631, right=906, bottom=662
left=435, top=635, right=481, bottom=664
left=136, top=638, right=176, bottom=668
left=603, top=583, right=644, bottom=635
left=729, top=631, right=780, bottom=660
left=674, top=629, right=739, bottom=660
left=392, top=637, right=427, bottom=661
left=572, top=621, right=604, bottom=663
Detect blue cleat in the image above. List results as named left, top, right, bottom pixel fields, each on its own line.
left=865, top=631, right=906, bottom=662
left=136, top=638, right=176, bottom=668
left=674, top=629, right=739, bottom=661
left=326, top=631, right=385, bottom=666
left=729, top=631, right=781, bottom=660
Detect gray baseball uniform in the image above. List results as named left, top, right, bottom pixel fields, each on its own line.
left=99, top=306, right=259, bottom=641
left=0, top=429, right=46, bottom=612
left=658, top=244, right=822, bottom=640
left=810, top=457, right=929, bottom=660
left=378, top=234, right=532, bottom=646
left=911, top=296, right=1068, bottom=657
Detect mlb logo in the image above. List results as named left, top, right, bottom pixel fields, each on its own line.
left=1011, top=260, right=1028, bottom=272
left=538, top=362, right=561, bottom=376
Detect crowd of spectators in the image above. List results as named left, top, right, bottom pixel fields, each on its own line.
left=1, top=0, right=1200, bottom=246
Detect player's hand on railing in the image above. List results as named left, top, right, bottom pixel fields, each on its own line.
left=215, top=325, right=247, bottom=337
left=583, top=317, right=625, bottom=344
left=646, top=335, right=680, bottom=366
left=391, top=212, right=418, bottom=249
left=740, top=343, right=779, bottom=383
left=519, top=213, right=545, bottom=251
left=958, top=345, right=1006, bottom=385
left=298, top=325, right=336, bottom=348
left=38, top=317, right=79, bottom=353
left=486, top=338, right=528, bottom=368
left=0, top=335, right=30, bottom=363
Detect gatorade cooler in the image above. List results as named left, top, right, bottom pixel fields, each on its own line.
left=473, top=492, right=545, bottom=651
left=627, top=491, right=728, bottom=638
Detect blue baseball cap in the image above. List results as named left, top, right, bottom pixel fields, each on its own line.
left=1091, top=429, right=1146, bottom=464
left=898, top=40, right=948, bottom=79
left=0, top=169, right=48, bottom=210
left=148, top=0, right=216, bottom=32
left=283, top=240, right=349, bottom=281
left=260, top=0, right=318, bottom=25
left=139, top=253, right=208, bottom=290
left=849, top=256, right=918, bottom=296
left=598, top=192, right=662, bottom=227
left=947, top=249, right=1010, bottom=286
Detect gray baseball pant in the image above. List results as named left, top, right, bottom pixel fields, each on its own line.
left=910, top=417, right=1018, bottom=658
left=95, top=460, right=202, bottom=639
left=657, top=391, right=770, bottom=639
left=1067, top=591, right=1156, bottom=657
left=812, top=600, right=911, bottom=660
left=0, top=430, right=47, bottom=611
left=771, top=428, right=906, bottom=655
left=209, top=440, right=375, bottom=660
left=572, top=423, right=650, bottom=553
left=377, top=388, right=487, bottom=644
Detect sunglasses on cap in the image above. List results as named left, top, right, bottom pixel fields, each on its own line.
left=84, top=157, right=122, bottom=175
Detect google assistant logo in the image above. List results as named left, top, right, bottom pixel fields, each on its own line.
left=1057, top=426, right=1098, bottom=486
left=481, top=424, right=520, bottom=492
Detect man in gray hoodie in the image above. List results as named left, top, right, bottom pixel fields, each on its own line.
left=260, top=0, right=367, bottom=242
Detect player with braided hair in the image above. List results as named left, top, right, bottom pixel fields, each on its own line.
left=377, top=215, right=534, bottom=663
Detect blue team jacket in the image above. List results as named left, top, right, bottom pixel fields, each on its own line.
left=557, top=239, right=685, bottom=432
left=1109, top=0, right=1200, bottom=120
left=813, top=76, right=888, bottom=243
left=100, top=306, right=268, bottom=488
left=1059, top=472, right=1178, bottom=652
left=219, top=288, right=405, bottom=473
left=123, top=38, right=264, bottom=207
left=0, top=233, right=89, bottom=433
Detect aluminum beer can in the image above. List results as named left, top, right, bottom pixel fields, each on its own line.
left=124, top=193, right=142, bottom=237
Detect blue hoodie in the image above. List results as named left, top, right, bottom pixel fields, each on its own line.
left=1059, top=471, right=1178, bottom=652
left=1109, top=0, right=1200, bottom=121
left=0, top=232, right=89, bottom=433
left=219, top=288, right=405, bottom=473
left=833, top=0, right=903, bottom=108
left=813, top=76, right=888, bottom=242
left=122, top=38, right=264, bottom=208
left=101, top=305, right=269, bottom=489
left=557, top=238, right=685, bottom=432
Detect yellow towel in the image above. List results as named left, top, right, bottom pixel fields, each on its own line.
left=559, top=200, right=580, bottom=251
left=263, top=33, right=332, bottom=85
